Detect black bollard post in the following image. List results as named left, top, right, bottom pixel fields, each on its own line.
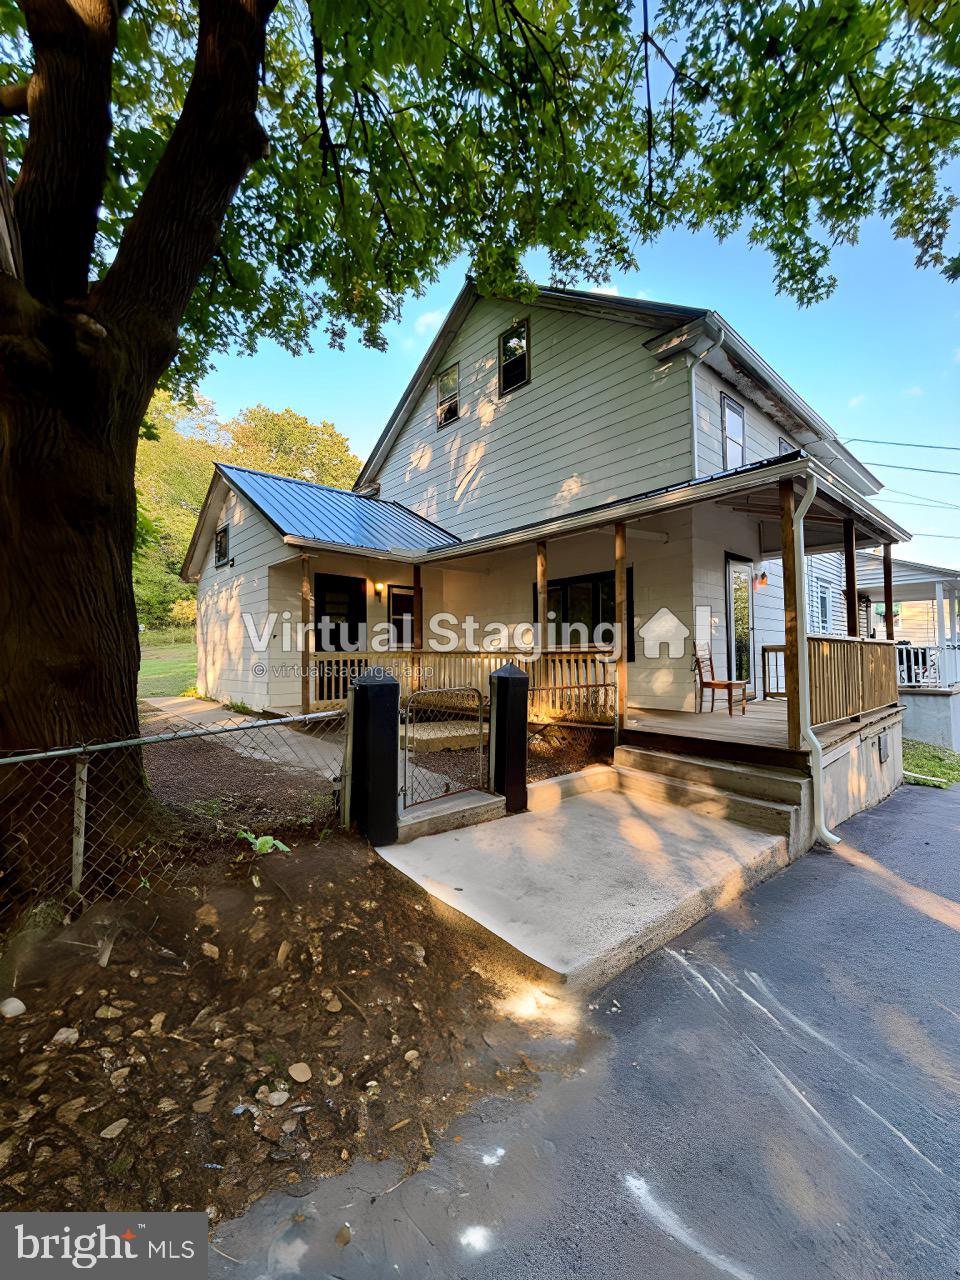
left=350, top=667, right=400, bottom=845
left=489, top=662, right=529, bottom=813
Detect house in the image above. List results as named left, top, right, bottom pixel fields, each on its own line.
left=182, top=282, right=910, bottom=847
left=856, top=550, right=960, bottom=749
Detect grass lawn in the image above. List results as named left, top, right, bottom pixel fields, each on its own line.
left=902, top=738, right=960, bottom=788
left=137, top=641, right=197, bottom=699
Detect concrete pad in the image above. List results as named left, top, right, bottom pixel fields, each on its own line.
left=377, top=789, right=792, bottom=991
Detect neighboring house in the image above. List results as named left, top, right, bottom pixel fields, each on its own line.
left=182, top=282, right=910, bottom=843
left=857, top=550, right=960, bottom=750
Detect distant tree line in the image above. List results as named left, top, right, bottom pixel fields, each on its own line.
left=135, top=393, right=361, bottom=627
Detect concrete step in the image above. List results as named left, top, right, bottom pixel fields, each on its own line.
left=614, top=765, right=798, bottom=843
left=396, top=789, right=505, bottom=844
left=614, top=744, right=807, bottom=806
left=526, top=764, right=618, bottom=812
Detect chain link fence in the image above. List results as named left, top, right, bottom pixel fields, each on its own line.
left=402, top=687, right=486, bottom=808
left=0, top=704, right=347, bottom=936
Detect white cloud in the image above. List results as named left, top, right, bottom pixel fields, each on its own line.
left=904, top=385, right=924, bottom=397
left=414, top=309, right=444, bottom=337
left=586, top=284, right=621, bottom=296
left=848, top=394, right=865, bottom=409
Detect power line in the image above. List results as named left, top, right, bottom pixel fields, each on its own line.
left=883, top=486, right=960, bottom=511
left=843, top=437, right=960, bottom=452
left=865, top=462, right=960, bottom=477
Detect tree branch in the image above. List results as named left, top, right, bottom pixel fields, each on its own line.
left=0, top=83, right=29, bottom=116
left=14, top=0, right=117, bottom=303
left=95, top=0, right=278, bottom=377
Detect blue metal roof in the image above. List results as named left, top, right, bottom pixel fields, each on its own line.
left=217, top=464, right=459, bottom=553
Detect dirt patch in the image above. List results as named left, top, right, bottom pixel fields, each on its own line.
left=0, top=834, right=574, bottom=1221
left=527, top=724, right=613, bottom=783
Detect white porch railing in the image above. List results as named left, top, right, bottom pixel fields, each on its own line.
left=896, top=643, right=960, bottom=688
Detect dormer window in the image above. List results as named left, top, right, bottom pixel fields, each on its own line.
left=437, top=363, right=459, bottom=428
left=499, top=319, right=530, bottom=395
left=215, top=524, right=230, bottom=567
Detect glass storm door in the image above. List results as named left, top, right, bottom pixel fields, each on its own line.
left=727, top=558, right=754, bottom=693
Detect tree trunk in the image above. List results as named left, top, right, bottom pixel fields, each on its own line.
left=0, top=334, right=150, bottom=912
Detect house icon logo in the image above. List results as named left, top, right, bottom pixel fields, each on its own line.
left=637, top=607, right=690, bottom=659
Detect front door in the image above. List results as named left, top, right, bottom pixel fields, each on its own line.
left=726, top=556, right=755, bottom=695
left=314, top=573, right=367, bottom=701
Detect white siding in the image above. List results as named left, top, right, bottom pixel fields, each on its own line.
left=374, top=298, right=692, bottom=539
left=694, top=362, right=799, bottom=476
left=805, top=551, right=846, bottom=636
left=195, top=491, right=284, bottom=708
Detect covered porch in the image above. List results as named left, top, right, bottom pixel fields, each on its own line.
left=279, top=453, right=906, bottom=777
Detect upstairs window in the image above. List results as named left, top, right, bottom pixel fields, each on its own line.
left=779, top=437, right=793, bottom=456
left=499, top=319, right=530, bottom=396
left=215, top=524, right=230, bottom=567
left=722, top=394, right=745, bottom=469
left=437, top=363, right=459, bottom=428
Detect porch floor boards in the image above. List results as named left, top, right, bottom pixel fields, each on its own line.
left=624, top=698, right=899, bottom=771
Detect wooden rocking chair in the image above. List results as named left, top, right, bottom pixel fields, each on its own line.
left=694, top=641, right=748, bottom=716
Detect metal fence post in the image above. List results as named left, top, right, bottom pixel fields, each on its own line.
left=71, top=754, right=89, bottom=895
left=340, top=685, right=355, bottom=829
left=489, top=662, right=528, bottom=813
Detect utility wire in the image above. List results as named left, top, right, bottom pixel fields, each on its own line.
left=843, top=437, right=960, bottom=452
left=865, top=462, right=960, bottom=477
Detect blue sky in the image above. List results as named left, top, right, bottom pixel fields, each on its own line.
left=201, top=216, right=960, bottom=570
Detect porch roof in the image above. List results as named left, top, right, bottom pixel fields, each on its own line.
left=855, top=550, right=960, bottom=602
left=400, top=450, right=910, bottom=565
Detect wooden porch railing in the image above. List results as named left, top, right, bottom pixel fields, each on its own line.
left=311, top=648, right=615, bottom=723
left=807, top=636, right=898, bottom=728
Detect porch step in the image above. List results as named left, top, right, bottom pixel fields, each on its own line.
left=614, top=765, right=798, bottom=843
left=396, top=790, right=505, bottom=844
left=614, top=744, right=807, bottom=806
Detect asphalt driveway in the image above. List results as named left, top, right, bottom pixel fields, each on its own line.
left=211, top=783, right=960, bottom=1279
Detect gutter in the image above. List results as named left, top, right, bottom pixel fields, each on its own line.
left=689, top=325, right=724, bottom=480
left=793, top=475, right=840, bottom=849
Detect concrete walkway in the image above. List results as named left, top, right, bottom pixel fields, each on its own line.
left=377, top=780, right=791, bottom=989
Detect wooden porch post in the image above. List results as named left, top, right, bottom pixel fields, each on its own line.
left=300, top=554, right=311, bottom=714
left=843, top=517, right=859, bottom=637
left=779, top=480, right=802, bottom=750
left=412, top=563, right=423, bottom=649
left=536, top=540, right=548, bottom=646
left=615, top=521, right=627, bottom=732
left=882, top=543, right=896, bottom=641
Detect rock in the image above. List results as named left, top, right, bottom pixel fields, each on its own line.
left=50, top=1027, right=79, bottom=1046
left=99, top=1119, right=129, bottom=1139
left=195, top=903, right=219, bottom=928
left=335, top=1224, right=351, bottom=1247
left=0, top=997, right=26, bottom=1019
left=288, top=1062, right=312, bottom=1083
left=110, top=1068, right=130, bottom=1086
left=403, top=942, right=426, bottom=966
left=404, top=1049, right=420, bottom=1062
left=149, top=1013, right=165, bottom=1034
left=281, top=1118, right=298, bottom=1134
left=95, top=1005, right=123, bottom=1020
left=324, top=1068, right=343, bottom=1088
left=265, top=1091, right=290, bottom=1107
left=192, top=1096, right=217, bottom=1115
left=157, top=1098, right=178, bottom=1113
left=325, top=997, right=342, bottom=1013
left=201, top=942, right=220, bottom=960
left=276, top=941, right=291, bottom=968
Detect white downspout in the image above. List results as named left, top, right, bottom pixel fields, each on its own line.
left=794, top=476, right=840, bottom=848
left=689, top=326, right=725, bottom=479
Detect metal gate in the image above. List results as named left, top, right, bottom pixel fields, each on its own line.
left=402, top=686, right=485, bottom=809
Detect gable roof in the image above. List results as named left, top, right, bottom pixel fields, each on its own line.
left=181, top=463, right=459, bottom=579
left=353, top=280, right=881, bottom=499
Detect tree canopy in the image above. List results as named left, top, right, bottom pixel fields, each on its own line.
left=0, top=0, right=956, bottom=393
left=134, top=394, right=360, bottom=625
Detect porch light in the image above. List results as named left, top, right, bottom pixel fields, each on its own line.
left=753, top=568, right=769, bottom=591
left=374, top=580, right=385, bottom=602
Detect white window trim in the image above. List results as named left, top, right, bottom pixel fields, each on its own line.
left=721, top=394, right=745, bottom=470
left=812, top=578, right=832, bottom=634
